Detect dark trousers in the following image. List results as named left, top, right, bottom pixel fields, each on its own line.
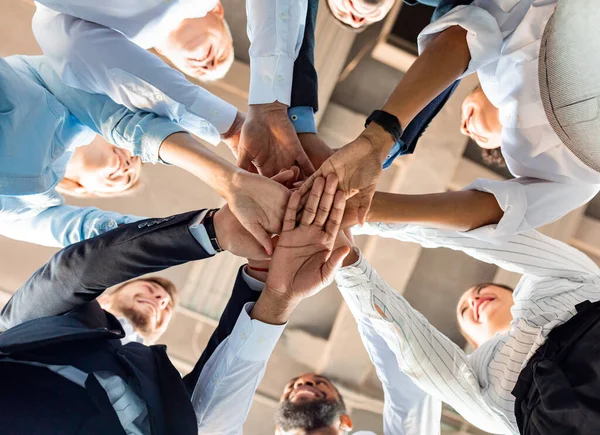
left=512, top=300, right=600, bottom=435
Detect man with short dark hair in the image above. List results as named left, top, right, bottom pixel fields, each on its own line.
left=275, top=370, right=440, bottom=434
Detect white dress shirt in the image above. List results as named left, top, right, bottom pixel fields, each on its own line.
left=339, top=288, right=442, bottom=435
left=32, top=0, right=307, bottom=144
left=418, top=0, right=600, bottom=243
left=340, top=222, right=600, bottom=434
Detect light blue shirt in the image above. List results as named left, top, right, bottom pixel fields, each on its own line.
left=0, top=55, right=185, bottom=247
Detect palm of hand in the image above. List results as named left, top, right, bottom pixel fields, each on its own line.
left=267, top=224, right=335, bottom=300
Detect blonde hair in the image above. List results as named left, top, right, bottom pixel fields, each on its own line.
left=56, top=173, right=144, bottom=198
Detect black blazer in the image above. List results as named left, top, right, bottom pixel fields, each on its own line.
left=0, top=211, right=260, bottom=435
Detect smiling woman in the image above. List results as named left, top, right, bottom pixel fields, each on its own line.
left=58, top=136, right=143, bottom=197
left=456, top=282, right=514, bottom=348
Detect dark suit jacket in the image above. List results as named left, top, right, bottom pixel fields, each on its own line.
left=291, top=0, right=319, bottom=111
left=0, top=210, right=261, bottom=434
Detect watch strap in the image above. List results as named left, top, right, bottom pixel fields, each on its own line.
left=203, top=209, right=223, bottom=253
left=365, top=110, right=403, bottom=143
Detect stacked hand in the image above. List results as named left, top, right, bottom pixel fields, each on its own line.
left=264, top=174, right=349, bottom=302
left=221, top=167, right=300, bottom=256
left=236, top=102, right=315, bottom=177
left=297, top=132, right=388, bottom=226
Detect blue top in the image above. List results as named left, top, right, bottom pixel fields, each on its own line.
left=0, top=55, right=185, bottom=247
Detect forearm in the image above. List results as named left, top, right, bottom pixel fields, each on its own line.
left=367, top=190, right=503, bottom=232
left=384, top=26, right=469, bottom=128
left=158, top=132, right=242, bottom=199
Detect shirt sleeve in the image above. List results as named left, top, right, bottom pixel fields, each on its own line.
left=462, top=177, right=600, bottom=243
left=246, top=0, right=308, bottom=105
left=32, top=7, right=236, bottom=145
left=9, top=55, right=186, bottom=164
left=191, top=302, right=285, bottom=434
left=288, top=106, right=317, bottom=134
left=0, top=194, right=143, bottom=248
left=353, top=222, right=600, bottom=283
left=339, top=285, right=442, bottom=435
left=417, top=0, right=531, bottom=78
left=335, top=251, right=504, bottom=434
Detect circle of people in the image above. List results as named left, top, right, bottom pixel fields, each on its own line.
left=1, top=0, right=598, bottom=434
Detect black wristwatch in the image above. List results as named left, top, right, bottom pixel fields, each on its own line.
left=365, top=110, right=403, bottom=143
left=203, top=208, right=223, bottom=253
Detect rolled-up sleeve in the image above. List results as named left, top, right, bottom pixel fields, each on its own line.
left=417, top=5, right=503, bottom=77
left=462, top=177, right=600, bottom=243
left=246, top=0, right=308, bottom=105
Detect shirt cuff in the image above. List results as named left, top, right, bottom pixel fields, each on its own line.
left=188, top=94, right=238, bottom=139
left=249, top=56, right=295, bottom=105
left=141, top=121, right=187, bottom=164
left=335, top=249, right=385, bottom=320
left=242, top=266, right=266, bottom=292
left=228, top=302, right=286, bottom=361
left=461, top=178, right=527, bottom=244
left=417, top=5, right=503, bottom=77
left=288, top=106, right=317, bottom=134
left=188, top=210, right=217, bottom=255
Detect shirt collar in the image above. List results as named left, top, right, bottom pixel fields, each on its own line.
left=117, top=317, right=146, bottom=345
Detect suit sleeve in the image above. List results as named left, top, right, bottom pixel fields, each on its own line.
left=0, top=211, right=211, bottom=330
left=290, top=0, right=319, bottom=111
left=182, top=266, right=261, bottom=394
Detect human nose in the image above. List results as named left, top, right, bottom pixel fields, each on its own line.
left=294, top=377, right=315, bottom=388
left=149, top=286, right=170, bottom=310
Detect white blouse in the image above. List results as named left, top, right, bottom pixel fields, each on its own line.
left=418, top=0, right=600, bottom=243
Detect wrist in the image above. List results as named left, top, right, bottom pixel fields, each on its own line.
left=221, top=111, right=245, bottom=141
left=246, top=263, right=269, bottom=282
left=211, top=207, right=227, bottom=252
left=361, top=123, right=396, bottom=163
left=249, top=101, right=289, bottom=116
left=250, top=287, right=300, bottom=325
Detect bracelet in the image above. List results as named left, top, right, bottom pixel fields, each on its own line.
left=247, top=265, right=269, bottom=273
left=203, top=209, right=223, bottom=253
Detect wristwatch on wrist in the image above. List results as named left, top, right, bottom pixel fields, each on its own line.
left=365, top=110, right=403, bottom=143
left=202, top=208, right=223, bottom=253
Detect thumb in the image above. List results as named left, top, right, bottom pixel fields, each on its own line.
left=237, top=148, right=255, bottom=173
left=245, top=223, right=274, bottom=257
left=322, top=246, right=351, bottom=280
left=271, top=168, right=295, bottom=185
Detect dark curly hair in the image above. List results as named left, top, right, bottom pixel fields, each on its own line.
left=481, top=147, right=506, bottom=168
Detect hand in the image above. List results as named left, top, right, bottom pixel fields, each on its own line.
left=225, top=167, right=299, bottom=255
left=298, top=133, right=335, bottom=170
left=298, top=129, right=389, bottom=225
left=213, top=204, right=270, bottom=261
left=265, top=175, right=350, bottom=304
left=221, top=111, right=246, bottom=157
left=237, top=102, right=315, bottom=177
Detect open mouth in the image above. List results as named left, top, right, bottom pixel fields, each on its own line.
left=475, top=297, right=495, bottom=321
left=290, top=386, right=324, bottom=402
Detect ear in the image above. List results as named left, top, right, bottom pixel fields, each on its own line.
left=97, top=294, right=111, bottom=311
left=210, top=2, right=225, bottom=17
left=339, top=414, right=353, bottom=432
left=57, top=178, right=90, bottom=196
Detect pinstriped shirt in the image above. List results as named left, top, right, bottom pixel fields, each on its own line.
left=337, top=223, right=600, bottom=435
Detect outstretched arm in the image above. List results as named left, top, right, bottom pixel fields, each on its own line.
left=0, top=211, right=209, bottom=330
left=236, top=0, right=314, bottom=176
left=336, top=251, right=504, bottom=434
left=32, top=7, right=237, bottom=145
